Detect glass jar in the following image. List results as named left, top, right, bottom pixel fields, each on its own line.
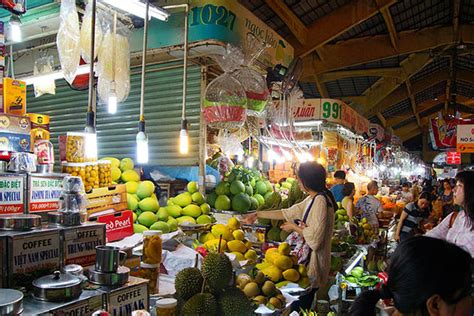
left=84, top=162, right=100, bottom=192
left=62, top=162, right=86, bottom=180
left=66, top=132, right=85, bottom=163
left=142, top=231, right=162, bottom=264
left=98, top=160, right=112, bottom=187
left=155, top=298, right=177, bottom=316
left=131, top=262, right=159, bottom=295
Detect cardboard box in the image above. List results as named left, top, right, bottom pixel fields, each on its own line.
left=93, top=210, right=134, bottom=242
left=27, top=113, right=50, bottom=150
left=86, top=184, right=127, bottom=216
left=3, top=78, right=26, bottom=116
left=0, top=113, right=31, bottom=152
left=62, top=222, right=106, bottom=267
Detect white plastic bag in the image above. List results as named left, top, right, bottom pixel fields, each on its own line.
left=56, top=0, right=80, bottom=84
left=33, top=55, right=56, bottom=97
left=80, top=0, right=104, bottom=63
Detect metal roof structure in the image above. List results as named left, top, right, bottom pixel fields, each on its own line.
left=240, top=0, right=474, bottom=145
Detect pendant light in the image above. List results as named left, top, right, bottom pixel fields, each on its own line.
left=136, top=0, right=150, bottom=164
left=9, top=15, right=22, bottom=43
left=178, top=4, right=190, bottom=155
left=85, top=0, right=97, bottom=161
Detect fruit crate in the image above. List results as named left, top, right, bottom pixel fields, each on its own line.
left=86, top=184, right=127, bottom=217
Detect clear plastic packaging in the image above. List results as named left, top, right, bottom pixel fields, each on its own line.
left=98, top=160, right=112, bottom=187
left=59, top=192, right=88, bottom=211
left=66, top=132, right=85, bottom=163
left=80, top=0, right=104, bottom=63
left=57, top=0, right=81, bottom=84
left=203, top=44, right=247, bottom=129
left=7, top=152, right=37, bottom=173
left=62, top=175, right=85, bottom=194
left=33, top=55, right=56, bottom=97
left=142, top=231, right=162, bottom=265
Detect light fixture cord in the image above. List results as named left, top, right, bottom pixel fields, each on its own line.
left=87, top=0, right=97, bottom=113
left=112, top=12, right=117, bottom=86
left=139, top=0, right=149, bottom=122
left=181, top=4, right=189, bottom=121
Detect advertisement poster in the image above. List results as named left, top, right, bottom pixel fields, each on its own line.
left=456, top=124, right=474, bottom=153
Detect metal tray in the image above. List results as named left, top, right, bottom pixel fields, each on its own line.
left=0, top=214, right=41, bottom=231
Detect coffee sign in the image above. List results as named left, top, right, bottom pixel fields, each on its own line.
left=0, top=175, right=25, bottom=214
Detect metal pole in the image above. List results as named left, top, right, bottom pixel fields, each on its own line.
left=139, top=0, right=150, bottom=121
left=199, top=66, right=207, bottom=194
left=87, top=0, right=96, bottom=113
left=181, top=5, right=189, bottom=121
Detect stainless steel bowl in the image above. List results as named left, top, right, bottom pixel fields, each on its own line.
left=0, top=289, right=23, bottom=315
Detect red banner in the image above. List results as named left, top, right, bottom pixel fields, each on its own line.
left=96, top=210, right=134, bottom=242
left=446, top=152, right=461, bottom=165
left=430, top=114, right=474, bottom=150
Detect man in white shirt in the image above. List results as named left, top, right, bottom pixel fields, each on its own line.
left=398, top=183, right=414, bottom=204
left=356, top=181, right=383, bottom=229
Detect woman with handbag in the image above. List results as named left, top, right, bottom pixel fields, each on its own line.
left=244, top=162, right=337, bottom=309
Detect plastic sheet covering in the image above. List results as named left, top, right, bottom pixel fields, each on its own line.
left=80, top=0, right=104, bottom=63
left=97, top=19, right=130, bottom=103
left=57, top=0, right=81, bottom=84
left=33, top=55, right=56, bottom=97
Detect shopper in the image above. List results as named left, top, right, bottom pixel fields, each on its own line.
left=243, top=162, right=336, bottom=308
left=397, top=182, right=414, bottom=204
left=330, top=170, right=346, bottom=202
left=355, top=181, right=383, bottom=229
left=426, top=170, right=474, bottom=257
left=341, top=182, right=356, bottom=219
left=394, top=192, right=431, bottom=242
left=350, top=236, right=472, bottom=316
left=411, top=180, right=421, bottom=200
left=440, top=179, right=455, bottom=218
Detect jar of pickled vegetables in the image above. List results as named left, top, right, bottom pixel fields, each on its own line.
left=155, top=298, right=177, bottom=316
left=66, top=132, right=85, bottom=163
left=132, top=262, right=159, bottom=295
left=84, top=162, right=100, bottom=192
left=98, top=160, right=112, bottom=187
left=142, top=231, right=162, bottom=264
left=62, top=162, right=86, bottom=180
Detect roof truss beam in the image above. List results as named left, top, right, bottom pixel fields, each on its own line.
left=265, top=0, right=308, bottom=45
left=406, top=80, right=422, bottom=127
left=319, top=67, right=403, bottom=82
left=380, top=6, right=398, bottom=50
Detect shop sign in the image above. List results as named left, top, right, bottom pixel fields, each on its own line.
left=63, top=224, right=106, bottom=266
left=28, top=176, right=63, bottom=212
left=96, top=211, right=134, bottom=242
left=0, top=175, right=24, bottom=214
left=456, top=124, right=474, bottom=153
left=108, top=280, right=149, bottom=316
left=50, top=295, right=102, bottom=316
left=133, top=0, right=294, bottom=67
left=446, top=152, right=461, bottom=165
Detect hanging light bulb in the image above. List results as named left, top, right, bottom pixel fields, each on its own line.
left=281, top=149, right=292, bottom=161
left=179, top=119, right=189, bottom=155
left=84, top=112, right=97, bottom=160
left=304, top=152, right=314, bottom=162
left=108, top=83, right=117, bottom=114
left=246, top=156, right=254, bottom=168
left=136, top=120, right=149, bottom=164
left=9, top=15, right=22, bottom=43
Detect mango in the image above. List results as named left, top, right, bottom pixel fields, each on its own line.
left=138, top=197, right=160, bottom=212
left=120, top=158, right=134, bottom=171
left=232, top=229, right=245, bottom=241
left=121, top=169, right=140, bottom=182
left=182, top=204, right=202, bottom=218
left=282, top=268, right=300, bottom=282
left=137, top=181, right=155, bottom=199
left=166, top=205, right=182, bottom=218
left=278, top=242, right=291, bottom=256
left=261, top=266, right=282, bottom=282
left=125, top=181, right=138, bottom=194
left=150, top=221, right=170, bottom=233
left=227, top=240, right=247, bottom=253
left=137, top=211, right=157, bottom=227
left=204, top=238, right=227, bottom=252
left=211, top=224, right=234, bottom=241
left=274, top=255, right=293, bottom=270
left=127, top=194, right=139, bottom=211
left=231, top=252, right=245, bottom=261
left=176, top=216, right=196, bottom=225
left=174, top=192, right=192, bottom=207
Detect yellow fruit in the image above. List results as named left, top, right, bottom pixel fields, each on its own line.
left=228, top=217, right=240, bottom=231
left=362, top=218, right=367, bottom=224
left=265, top=252, right=281, bottom=265
left=274, top=255, right=293, bottom=270
left=261, top=266, right=282, bottom=282
left=232, top=229, right=245, bottom=241
left=227, top=240, right=247, bottom=253
left=125, top=181, right=138, bottom=194
left=245, top=241, right=252, bottom=250
left=204, top=239, right=227, bottom=252
left=266, top=247, right=278, bottom=255
left=244, top=249, right=258, bottom=261
left=200, top=232, right=216, bottom=243
left=363, top=223, right=372, bottom=230
left=111, top=167, right=121, bottom=181
left=256, top=262, right=271, bottom=270
left=298, top=264, right=308, bottom=277
left=211, top=224, right=234, bottom=241
left=231, top=252, right=245, bottom=261
left=291, top=255, right=298, bottom=265
left=282, top=269, right=300, bottom=282
left=278, top=242, right=291, bottom=256
left=298, top=276, right=310, bottom=289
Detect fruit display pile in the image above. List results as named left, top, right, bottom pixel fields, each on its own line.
left=236, top=271, right=287, bottom=310
left=334, top=207, right=350, bottom=229
left=198, top=217, right=258, bottom=262
left=256, top=243, right=310, bottom=289
left=342, top=267, right=380, bottom=287
left=174, top=248, right=254, bottom=316
left=348, top=217, right=376, bottom=244
left=207, top=166, right=274, bottom=213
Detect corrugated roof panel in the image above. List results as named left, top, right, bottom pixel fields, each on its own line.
left=345, top=55, right=408, bottom=70
left=239, top=0, right=291, bottom=38
left=393, top=116, right=417, bottom=130
left=382, top=98, right=412, bottom=117
left=284, top=0, right=351, bottom=26
left=457, top=80, right=474, bottom=98
left=458, top=104, right=474, bottom=114
left=325, top=76, right=380, bottom=97
left=331, top=13, right=388, bottom=43
left=457, top=54, right=474, bottom=72
left=419, top=103, right=444, bottom=118
left=390, top=0, right=452, bottom=32
left=411, top=57, right=450, bottom=82
left=415, top=81, right=447, bottom=104
left=299, top=82, right=322, bottom=98
left=461, top=0, right=474, bottom=23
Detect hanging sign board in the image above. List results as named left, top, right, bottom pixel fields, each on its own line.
left=446, top=152, right=461, bottom=165
left=456, top=124, right=474, bottom=153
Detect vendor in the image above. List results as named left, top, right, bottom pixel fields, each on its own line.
left=244, top=162, right=336, bottom=308
left=355, top=181, right=383, bottom=230
left=397, top=182, right=414, bottom=204
left=330, top=170, right=346, bottom=202
left=341, top=182, right=356, bottom=219
left=394, top=192, right=431, bottom=242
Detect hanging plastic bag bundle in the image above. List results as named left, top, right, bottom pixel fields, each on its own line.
left=79, top=0, right=104, bottom=63
left=57, top=0, right=81, bottom=84
left=233, top=33, right=270, bottom=116
left=97, top=17, right=131, bottom=104
left=203, top=44, right=247, bottom=129
left=33, top=55, right=56, bottom=97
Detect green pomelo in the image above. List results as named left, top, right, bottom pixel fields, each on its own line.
left=215, top=195, right=231, bottom=211
left=137, top=211, right=157, bottom=228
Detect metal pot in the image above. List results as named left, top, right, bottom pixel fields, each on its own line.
left=0, top=214, right=41, bottom=231
left=32, top=271, right=82, bottom=302
left=0, top=289, right=23, bottom=315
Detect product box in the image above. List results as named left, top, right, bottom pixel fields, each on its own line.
left=86, top=184, right=127, bottom=217
left=49, top=294, right=103, bottom=316
left=27, top=113, right=50, bottom=150
left=0, top=173, right=27, bottom=214
left=93, top=210, right=134, bottom=242
left=0, top=113, right=31, bottom=152
left=3, top=78, right=26, bottom=116
left=103, top=277, right=149, bottom=316
left=27, top=173, right=64, bottom=219
left=2, top=227, right=62, bottom=288
left=62, top=222, right=106, bottom=267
